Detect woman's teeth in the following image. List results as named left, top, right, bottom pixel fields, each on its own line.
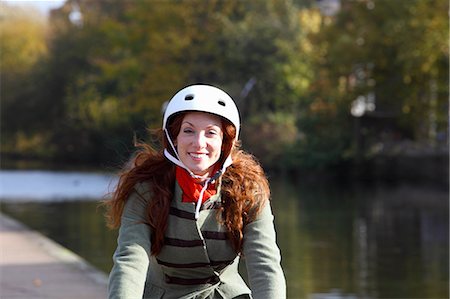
left=190, top=153, right=206, bottom=158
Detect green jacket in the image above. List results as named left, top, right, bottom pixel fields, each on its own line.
left=108, top=181, right=286, bottom=299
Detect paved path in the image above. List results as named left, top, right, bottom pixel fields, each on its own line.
left=0, top=213, right=108, bottom=299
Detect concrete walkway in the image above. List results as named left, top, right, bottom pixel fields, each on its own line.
left=0, top=213, right=108, bottom=299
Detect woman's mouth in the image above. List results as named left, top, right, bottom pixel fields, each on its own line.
left=189, top=152, right=208, bottom=159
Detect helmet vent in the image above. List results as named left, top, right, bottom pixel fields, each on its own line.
left=218, top=100, right=226, bottom=107
left=185, top=95, right=194, bottom=101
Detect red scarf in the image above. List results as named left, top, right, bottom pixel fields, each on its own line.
left=175, top=167, right=217, bottom=203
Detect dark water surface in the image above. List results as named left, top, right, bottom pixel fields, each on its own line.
left=1, top=170, right=448, bottom=298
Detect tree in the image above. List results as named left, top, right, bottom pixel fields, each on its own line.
left=0, top=4, right=49, bottom=157
left=2, top=0, right=447, bottom=171
left=292, top=0, right=448, bottom=171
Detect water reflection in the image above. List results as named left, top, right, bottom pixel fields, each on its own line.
left=0, top=170, right=117, bottom=201
left=0, top=171, right=448, bottom=298
left=269, top=178, right=448, bottom=299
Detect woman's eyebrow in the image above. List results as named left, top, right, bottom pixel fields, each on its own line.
left=181, top=121, right=221, bottom=128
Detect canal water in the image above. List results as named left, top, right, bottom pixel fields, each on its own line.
left=0, top=170, right=448, bottom=299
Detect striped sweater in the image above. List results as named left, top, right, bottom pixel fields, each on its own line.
left=108, top=181, right=286, bottom=299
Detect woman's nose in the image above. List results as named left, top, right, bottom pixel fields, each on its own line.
left=193, top=132, right=207, bottom=148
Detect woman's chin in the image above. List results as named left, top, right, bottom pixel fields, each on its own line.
left=190, top=168, right=212, bottom=179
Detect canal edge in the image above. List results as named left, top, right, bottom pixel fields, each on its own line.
left=0, top=212, right=109, bottom=286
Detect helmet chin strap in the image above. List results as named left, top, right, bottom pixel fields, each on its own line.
left=164, top=128, right=233, bottom=219
left=164, top=128, right=203, bottom=180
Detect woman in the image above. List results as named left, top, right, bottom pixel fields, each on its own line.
left=106, top=84, right=286, bottom=298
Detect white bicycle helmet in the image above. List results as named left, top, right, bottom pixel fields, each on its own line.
left=162, top=85, right=240, bottom=218
left=163, top=85, right=240, bottom=139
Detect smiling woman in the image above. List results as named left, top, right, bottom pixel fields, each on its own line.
left=104, top=84, right=286, bottom=299
left=175, top=112, right=224, bottom=180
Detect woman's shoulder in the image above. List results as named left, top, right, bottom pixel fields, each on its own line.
left=231, top=150, right=270, bottom=197
left=133, top=181, right=152, bottom=196
left=122, top=181, right=153, bottom=214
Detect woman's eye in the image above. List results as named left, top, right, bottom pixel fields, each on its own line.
left=208, top=129, right=222, bottom=136
left=183, top=128, right=194, bottom=134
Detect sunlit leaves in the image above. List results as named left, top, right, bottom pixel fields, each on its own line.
left=1, top=0, right=447, bottom=168
left=0, top=6, right=47, bottom=74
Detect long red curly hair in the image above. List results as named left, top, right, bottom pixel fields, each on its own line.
left=104, top=112, right=270, bottom=255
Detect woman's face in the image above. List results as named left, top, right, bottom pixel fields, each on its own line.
left=176, top=112, right=224, bottom=179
